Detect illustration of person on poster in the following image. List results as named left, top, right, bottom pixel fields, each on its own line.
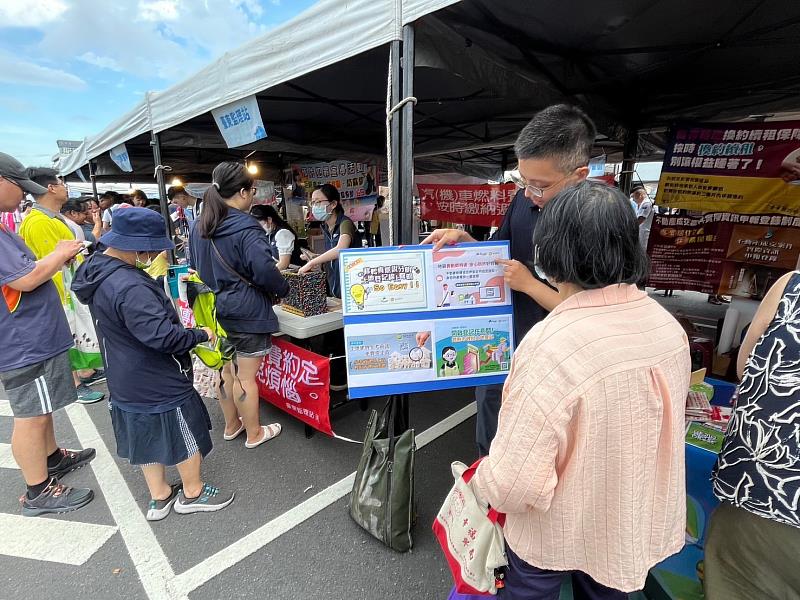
left=440, top=346, right=460, bottom=377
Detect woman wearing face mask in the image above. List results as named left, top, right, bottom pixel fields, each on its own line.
left=72, top=208, right=234, bottom=520
left=298, top=184, right=358, bottom=298
left=249, top=204, right=303, bottom=271
left=189, top=162, right=289, bottom=449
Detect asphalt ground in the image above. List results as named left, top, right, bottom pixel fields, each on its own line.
left=0, top=382, right=480, bottom=600
left=0, top=290, right=719, bottom=600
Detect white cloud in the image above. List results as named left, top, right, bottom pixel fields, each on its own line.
left=0, top=52, right=86, bottom=89
left=0, top=0, right=68, bottom=27
left=138, top=0, right=179, bottom=22
left=32, top=0, right=272, bottom=81
left=78, top=52, right=123, bottom=72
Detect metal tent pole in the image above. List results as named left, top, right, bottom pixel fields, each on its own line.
left=88, top=160, right=99, bottom=201
left=389, top=40, right=402, bottom=246
left=619, top=129, right=639, bottom=196
left=399, top=24, right=415, bottom=246
left=150, top=131, right=175, bottom=264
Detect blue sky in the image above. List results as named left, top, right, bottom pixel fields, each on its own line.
left=0, top=0, right=317, bottom=167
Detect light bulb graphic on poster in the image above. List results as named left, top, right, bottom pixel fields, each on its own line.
left=341, top=250, right=428, bottom=314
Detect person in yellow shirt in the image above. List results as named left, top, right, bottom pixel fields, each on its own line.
left=19, top=168, right=105, bottom=404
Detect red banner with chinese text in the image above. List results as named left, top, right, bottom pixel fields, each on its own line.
left=418, top=183, right=516, bottom=226
left=256, top=337, right=333, bottom=436
left=657, top=121, right=800, bottom=215
left=647, top=212, right=800, bottom=299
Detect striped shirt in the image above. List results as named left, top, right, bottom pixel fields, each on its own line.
left=473, top=284, right=691, bottom=592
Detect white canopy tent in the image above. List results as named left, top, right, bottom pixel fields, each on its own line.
left=59, top=0, right=800, bottom=243
left=58, top=0, right=428, bottom=176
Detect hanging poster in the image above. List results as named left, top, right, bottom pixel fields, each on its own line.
left=109, top=143, right=133, bottom=172
left=256, top=337, right=333, bottom=436
left=211, top=94, right=267, bottom=148
left=287, top=161, right=377, bottom=202
left=341, top=242, right=514, bottom=398
left=647, top=212, right=800, bottom=299
left=344, top=194, right=378, bottom=222
left=656, top=120, right=800, bottom=215
left=418, top=183, right=515, bottom=227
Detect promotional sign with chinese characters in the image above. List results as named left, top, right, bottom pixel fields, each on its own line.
left=339, top=242, right=514, bottom=398
left=256, top=337, right=333, bottom=436
left=657, top=120, right=800, bottom=215
left=647, top=212, right=800, bottom=298
left=286, top=161, right=378, bottom=202
left=418, top=183, right=516, bottom=227
left=211, top=94, right=267, bottom=148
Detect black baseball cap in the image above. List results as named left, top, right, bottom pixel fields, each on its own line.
left=0, top=152, right=47, bottom=195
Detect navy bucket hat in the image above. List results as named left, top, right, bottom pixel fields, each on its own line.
left=99, top=207, right=174, bottom=252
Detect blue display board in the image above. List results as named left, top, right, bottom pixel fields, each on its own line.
left=340, top=242, right=515, bottom=399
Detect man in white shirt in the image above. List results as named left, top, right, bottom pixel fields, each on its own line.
left=631, top=184, right=654, bottom=251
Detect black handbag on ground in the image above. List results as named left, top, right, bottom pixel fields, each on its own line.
left=349, top=397, right=415, bottom=552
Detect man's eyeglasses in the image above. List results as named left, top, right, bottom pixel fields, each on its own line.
left=509, top=170, right=572, bottom=198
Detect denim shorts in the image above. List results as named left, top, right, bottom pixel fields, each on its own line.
left=226, top=331, right=271, bottom=358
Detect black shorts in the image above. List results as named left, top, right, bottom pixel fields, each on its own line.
left=226, top=331, right=271, bottom=358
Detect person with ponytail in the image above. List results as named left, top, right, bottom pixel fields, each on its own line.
left=298, top=183, right=359, bottom=297
left=190, top=162, right=289, bottom=449
left=249, top=204, right=303, bottom=270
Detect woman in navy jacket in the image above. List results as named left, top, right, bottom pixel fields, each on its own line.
left=73, top=208, right=234, bottom=520
left=190, top=162, right=289, bottom=449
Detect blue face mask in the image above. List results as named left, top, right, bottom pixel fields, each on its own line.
left=311, top=204, right=330, bottom=221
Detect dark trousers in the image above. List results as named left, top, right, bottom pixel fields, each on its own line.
left=499, top=545, right=628, bottom=600
left=475, top=384, right=502, bottom=457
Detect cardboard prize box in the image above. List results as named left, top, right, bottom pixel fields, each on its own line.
left=281, top=270, right=328, bottom=317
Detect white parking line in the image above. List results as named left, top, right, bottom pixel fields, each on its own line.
left=66, top=404, right=186, bottom=600
left=171, top=401, right=477, bottom=596
left=0, top=514, right=117, bottom=565
left=0, top=400, right=12, bottom=417
left=0, top=443, right=17, bottom=469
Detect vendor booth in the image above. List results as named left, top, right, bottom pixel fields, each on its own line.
left=54, top=1, right=800, bottom=597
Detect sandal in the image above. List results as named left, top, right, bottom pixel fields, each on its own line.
left=245, top=423, right=282, bottom=449
left=223, top=418, right=245, bottom=441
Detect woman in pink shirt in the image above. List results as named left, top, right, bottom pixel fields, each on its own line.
left=472, top=181, right=691, bottom=598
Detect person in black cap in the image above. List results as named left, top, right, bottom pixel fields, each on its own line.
left=0, top=151, right=95, bottom=516
left=72, top=207, right=235, bottom=520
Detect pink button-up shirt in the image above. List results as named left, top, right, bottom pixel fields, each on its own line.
left=473, top=284, right=691, bottom=592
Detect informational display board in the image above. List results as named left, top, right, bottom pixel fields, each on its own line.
left=647, top=211, right=800, bottom=298
left=340, top=242, right=514, bottom=399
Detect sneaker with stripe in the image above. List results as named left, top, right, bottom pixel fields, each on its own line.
left=174, top=483, right=234, bottom=514
left=146, top=483, right=182, bottom=521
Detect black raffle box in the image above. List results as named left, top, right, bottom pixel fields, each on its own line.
left=281, top=270, right=327, bottom=317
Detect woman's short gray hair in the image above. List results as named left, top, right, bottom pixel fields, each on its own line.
left=533, top=181, right=648, bottom=289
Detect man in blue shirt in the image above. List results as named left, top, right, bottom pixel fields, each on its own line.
left=422, top=105, right=596, bottom=456
left=0, top=152, right=96, bottom=516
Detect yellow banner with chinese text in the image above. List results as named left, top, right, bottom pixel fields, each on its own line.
left=657, top=173, right=800, bottom=216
